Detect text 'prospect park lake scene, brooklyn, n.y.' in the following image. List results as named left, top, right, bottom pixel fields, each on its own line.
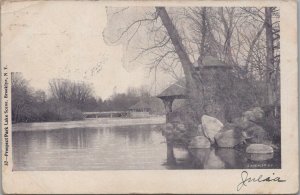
left=9, top=5, right=281, bottom=171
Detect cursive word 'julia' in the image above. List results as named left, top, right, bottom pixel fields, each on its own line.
left=237, top=171, right=286, bottom=191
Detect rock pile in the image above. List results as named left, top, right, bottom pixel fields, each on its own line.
left=162, top=107, right=275, bottom=153
left=162, top=122, right=189, bottom=147
left=188, top=136, right=211, bottom=149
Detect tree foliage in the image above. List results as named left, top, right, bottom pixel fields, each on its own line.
left=11, top=73, right=154, bottom=123
left=103, top=6, right=280, bottom=137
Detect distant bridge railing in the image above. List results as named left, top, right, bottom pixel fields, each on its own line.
left=83, top=111, right=129, bottom=118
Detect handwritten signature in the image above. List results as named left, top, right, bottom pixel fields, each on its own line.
left=237, top=171, right=286, bottom=191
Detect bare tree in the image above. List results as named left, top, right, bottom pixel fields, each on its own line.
left=103, top=6, right=280, bottom=134
left=155, top=7, right=205, bottom=134
left=11, top=72, right=34, bottom=122
left=264, top=7, right=280, bottom=105
left=49, top=79, right=94, bottom=109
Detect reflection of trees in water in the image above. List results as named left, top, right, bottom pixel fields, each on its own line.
left=14, top=125, right=164, bottom=151
left=189, top=148, right=214, bottom=169
left=44, top=128, right=90, bottom=149
left=45, top=125, right=164, bottom=150
left=168, top=147, right=279, bottom=169
left=169, top=148, right=248, bottom=169
left=13, top=127, right=280, bottom=170
left=13, top=131, right=40, bottom=168
left=15, top=128, right=94, bottom=150
left=108, top=125, right=159, bottom=145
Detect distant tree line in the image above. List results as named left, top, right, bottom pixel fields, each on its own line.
left=11, top=72, right=150, bottom=123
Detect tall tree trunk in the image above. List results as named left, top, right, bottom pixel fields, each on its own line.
left=198, top=7, right=207, bottom=64
left=219, top=8, right=236, bottom=65
left=156, top=7, right=204, bottom=136
left=245, top=23, right=265, bottom=72
left=265, top=7, right=276, bottom=105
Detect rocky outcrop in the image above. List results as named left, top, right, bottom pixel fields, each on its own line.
left=232, top=117, right=255, bottom=130
left=246, top=144, right=274, bottom=161
left=232, top=107, right=265, bottom=129
left=188, top=136, right=211, bottom=149
left=231, top=107, right=271, bottom=145
left=201, top=115, right=224, bottom=144
left=243, top=107, right=264, bottom=122
left=162, top=123, right=190, bottom=147
left=215, top=128, right=244, bottom=148
left=246, top=144, right=274, bottom=154
left=243, top=125, right=269, bottom=144
left=162, top=106, right=275, bottom=153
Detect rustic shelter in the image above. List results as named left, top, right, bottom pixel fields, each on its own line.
left=157, top=79, right=187, bottom=119
left=157, top=56, right=233, bottom=162
left=129, top=100, right=151, bottom=117
left=157, top=56, right=233, bottom=123
left=129, top=97, right=165, bottom=117
left=198, top=56, right=233, bottom=122
left=129, top=101, right=151, bottom=112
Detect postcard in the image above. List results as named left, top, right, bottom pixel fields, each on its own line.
left=1, top=0, right=298, bottom=194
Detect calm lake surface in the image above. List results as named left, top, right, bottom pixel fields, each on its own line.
left=12, top=119, right=281, bottom=171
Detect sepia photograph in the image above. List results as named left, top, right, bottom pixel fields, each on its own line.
left=1, top=0, right=298, bottom=194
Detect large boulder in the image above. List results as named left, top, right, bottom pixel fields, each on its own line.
left=243, top=125, right=269, bottom=144
left=188, top=136, right=211, bottom=149
left=252, top=107, right=265, bottom=120
left=232, top=116, right=255, bottom=130
left=201, top=115, right=224, bottom=144
left=163, top=123, right=189, bottom=147
left=242, top=107, right=264, bottom=123
left=246, top=144, right=274, bottom=154
left=246, top=144, right=274, bottom=161
left=215, top=128, right=244, bottom=148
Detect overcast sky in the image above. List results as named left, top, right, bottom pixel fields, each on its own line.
left=2, top=1, right=174, bottom=99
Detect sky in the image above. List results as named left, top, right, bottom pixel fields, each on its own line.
left=1, top=1, right=174, bottom=99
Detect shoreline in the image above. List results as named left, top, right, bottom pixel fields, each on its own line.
left=12, top=116, right=166, bottom=132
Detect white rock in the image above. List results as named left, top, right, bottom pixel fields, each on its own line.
left=243, top=107, right=265, bottom=122
left=201, top=115, right=224, bottom=143
left=252, top=107, right=264, bottom=120
left=246, top=144, right=274, bottom=154
left=188, top=136, right=211, bottom=149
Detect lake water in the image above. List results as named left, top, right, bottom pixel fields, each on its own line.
left=12, top=120, right=281, bottom=171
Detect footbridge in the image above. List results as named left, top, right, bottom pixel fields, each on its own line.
left=83, top=111, right=129, bottom=118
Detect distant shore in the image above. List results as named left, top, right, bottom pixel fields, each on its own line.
left=12, top=116, right=166, bottom=132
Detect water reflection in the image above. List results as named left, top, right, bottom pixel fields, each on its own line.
left=12, top=124, right=280, bottom=171
left=177, top=148, right=279, bottom=169
left=13, top=125, right=167, bottom=171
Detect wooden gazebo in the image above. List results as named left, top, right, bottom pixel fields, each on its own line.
left=129, top=101, right=151, bottom=112
left=157, top=79, right=187, bottom=117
